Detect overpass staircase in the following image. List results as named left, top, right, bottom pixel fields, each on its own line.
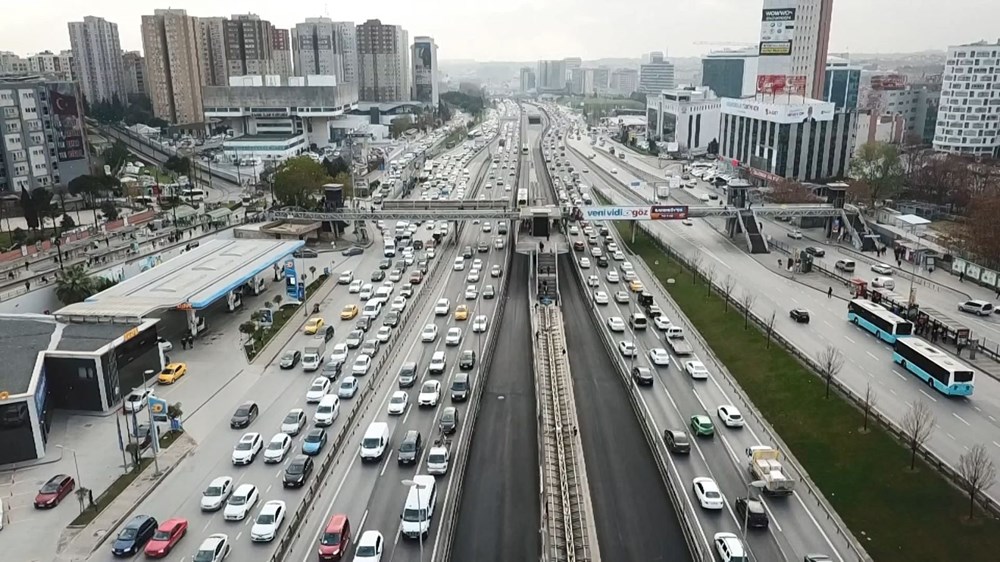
left=842, top=205, right=871, bottom=250
left=736, top=209, right=770, bottom=254
left=537, top=251, right=558, bottom=304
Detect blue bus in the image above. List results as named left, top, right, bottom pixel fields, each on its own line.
left=893, top=337, right=975, bottom=396
left=847, top=299, right=913, bottom=344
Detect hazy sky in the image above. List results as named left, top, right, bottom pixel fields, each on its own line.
left=2, top=0, right=997, bottom=60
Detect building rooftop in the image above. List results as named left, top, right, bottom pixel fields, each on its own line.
left=225, top=133, right=302, bottom=142
left=55, top=323, right=128, bottom=353
left=0, top=316, right=55, bottom=396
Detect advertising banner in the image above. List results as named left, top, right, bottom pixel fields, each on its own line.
left=581, top=206, right=651, bottom=221
left=49, top=83, right=86, bottom=162
left=787, top=75, right=807, bottom=96
left=757, top=0, right=797, bottom=78
left=756, top=74, right=787, bottom=95
left=149, top=395, right=168, bottom=423
left=650, top=205, right=689, bottom=220
left=759, top=41, right=792, bottom=56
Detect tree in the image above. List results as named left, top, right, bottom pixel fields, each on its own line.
left=273, top=294, right=283, bottom=308
left=390, top=116, right=415, bottom=139
left=706, top=138, right=719, bottom=155
left=721, top=275, right=736, bottom=311
left=55, top=264, right=95, bottom=305
left=101, top=141, right=130, bottom=174
left=764, top=179, right=823, bottom=204
left=273, top=157, right=332, bottom=207
left=60, top=213, right=76, bottom=229
left=238, top=321, right=257, bottom=341
left=690, top=254, right=703, bottom=283
left=68, top=174, right=105, bottom=224
left=901, top=401, right=935, bottom=470
left=163, top=155, right=191, bottom=178
left=764, top=310, right=777, bottom=349
left=167, top=402, right=183, bottom=422
left=965, top=193, right=1000, bottom=269
left=958, top=444, right=997, bottom=520
left=861, top=381, right=878, bottom=432
left=704, top=266, right=716, bottom=297
left=816, top=346, right=844, bottom=399
left=100, top=200, right=120, bottom=222
left=740, top=290, right=757, bottom=329
left=20, top=187, right=38, bottom=230
left=31, top=188, right=54, bottom=229
left=437, top=100, right=452, bottom=122
left=848, top=141, right=905, bottom=208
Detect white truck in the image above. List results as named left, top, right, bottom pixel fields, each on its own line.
left=746, top=445, right=796, bottom=495
left=667, top=336, right=693, bottom=356
left=656, top=185, right=671, bottom=199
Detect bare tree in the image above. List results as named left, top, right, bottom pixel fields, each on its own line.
left=816, top=346, right=844, bottom=399
left=764, top=310, right=777, bottom=348
left=901, top=401, right=936, bottom=470
left=958, top=444, right=997, bottom=520
left=704, top=266, right=716, bottom=297
left=722, top=275, right=737, bottom=312
left=740, top=290, right=756, bottom=329
left=861, top=381, right=878, bottom=432
left=690, top=254, right=704, bottom=283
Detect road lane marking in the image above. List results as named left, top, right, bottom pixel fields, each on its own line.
left=953, top=413, right=971, bottom=426
left=918, top=390, right=938, bottom=403
left=893, top=371, right=907, bottom=381
left=844, top=336, right=856, bottom=344
left=866, top=351, right=879, bottom=360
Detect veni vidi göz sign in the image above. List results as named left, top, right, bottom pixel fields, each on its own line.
left=581, top=206, right=690, bottom=221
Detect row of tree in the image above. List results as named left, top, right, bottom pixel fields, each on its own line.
left=88, top=95, right=169, bottom=129
left=54, top=264, right=118, bottom=305
left=269, top=156, right=353, bottom=208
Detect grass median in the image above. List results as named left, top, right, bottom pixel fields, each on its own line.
left=245, top=274, right=330, bottom=361
left=70, top=458, right=153, bottom=526
left=615, top=222, right=1000, bottom=562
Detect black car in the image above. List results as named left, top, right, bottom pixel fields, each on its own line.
left=805, top=246, right=826, bottom=258
left=383, top=310, right=401, bottom=327
left=482, top=285, right=496, bottom=299
left=279, top=350, right=301, bottom=370
left=790, top=308, right=811, bottom=323
left=292, top=248, right=318, bottom=259
left=356, top=316, right=372, bottom=332
left=230, top=401, right=259, bottom=429
left=462, top=246, right=473, bottom=259
left=321, top=325, right=336, bottom=342
left=632, top=366, right=654, bottom=386
left=111, top=514, right=158, bottom=557
left=439, top=407, right=459, bottom=434
left=459, top=349, right=476, bottom=370
left=735, top=497, right=769, bottom=529
left=596, top=256, right=609, bottom=268
left=398, top=362, right=418, bottom=388
left=413, top=239, right=424, bottom=250
left=342, top=246, right=364, bottom=257
left=397, top=430, right=422, bottom=465
left=371, top=270, right=386, bottom=282
left=663, top=429, right=691, bottom=454
left=321, top=360, right=343, bottom=381
left=379, top=258, right=393, bottom=270
left=283, top=455, right=314, bottom=487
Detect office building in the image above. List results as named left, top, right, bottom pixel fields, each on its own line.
left=756, top=0, right=834, bottom=99
left=639, top=52, right=676, bottom=94
left=860, top=73, right=941, bottom=145
left=141, top=9, right=204, bottom=125
left=520, top=66, right=536, bottom=92
left=271, top=29, right=293, bottom=78
left=823, top=56, right=861, bottom=109
left=224, top=14, right=276, bottom=77
left=609, top=68, right=639, bottom=96
left=702, top=48, right=758, bottom=99
left=564, top=57, right=582, bottom=80
left=0, top=76, right=91, bottom=193
left=933, top=42, right=1000, bottom=157
left=356, top=19, right=409, bottom=102
left=121, top=51, right=149, bottom=97
left=411, top=36, right=439, bottom=105
left=569, top=67, right=610, bottom=95
left=719, top=96, right=855, bottom=182
left=67, top=16, right=125, bottom=104
left=646, top=87, right=721, bottom=155
left=537, top=59, right=567, bottom=93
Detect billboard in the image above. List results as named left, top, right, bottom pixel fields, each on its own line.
left=756, top=74, right=808, bottom=96
left=759, top=41, right=792, bottom=56
left=49, top=83, right=86, bottom=162
left=650, top=206, right=689, bottom=220
left=721, top=98, right=836, bottom=124
left=149, top=395, right=168, bottom=423
left=581, top=206, right=650, bottom=221
left=757, top=0, right=796, bottom=80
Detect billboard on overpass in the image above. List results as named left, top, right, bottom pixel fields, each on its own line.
left=582, top=206, right=650, bottom=221
left=650, top=205, right=689, bottom=220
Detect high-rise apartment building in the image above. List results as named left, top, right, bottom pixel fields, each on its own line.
left=0, top=76, right=91, bottom=193
left=823, top=56, right=861, bottom=110
left=196, top=17, right=228, bottom=87
left=292, top=18, right=346, bottom=81
left=67, top=16, right=125, bottom=104
left=933, top=42, right=1000, bottom=157
left=271, top=29, right=293, bottom=78
left=702, top=48, right=758, bottom=99
left=334, top=22, right=358, bottom=85
left=411, top=36, right=439, bottom=106
left=639, top=52, right=676, bottom=94
left=224, top=14, right=276, bottom=77
left=356, top=19, right=409, bottom=102
left=519, top=67, right=536, bottom=92
left=756, top=0, right=833, bottom=99
left=790, top=0, right=834, bottom=99
left=142, top=9, right=204, bottom=124
left=121, top=51, right=149, bottom=97
left=537, top=60, right=567, bottom=93
left=25, top=51, right=74, bottom=82
left=609, top=68, right=638, bottom=96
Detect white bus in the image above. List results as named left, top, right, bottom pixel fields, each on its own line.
left=847, top=299, right=912, bottom=344
left=180, top=188, right=206, bottom=201
left=516, top=188, right=529, bottom=206
left=892, top=337, right=975, bottom=396
left=521, top=144, right=529, bottom=155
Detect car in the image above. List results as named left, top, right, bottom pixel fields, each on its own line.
left=112, top=514, right=158, bottom=556
left=805, top=246, right=826, bottom=257
left=200, top=476, right=234, bottom=511
left=579, top=257, right=591, bottom=269
left=607, top=316, right=626, bottom=332
left=446, top=327, right=463, bottom=346
left=586, top=274, right=600, bottom=288
left=306, top=377, right=331, bottom=403
left=345, top=329, right=364, bottom=348
left=421, top=323, right=439, bottom=342
left=263, top=433, right=293, bottom=463
left=383, top=310, right=401, bottom=327
left=483, top=285, right=496, bottom=299
left=321, top=325, right=336, bottom=341
left=871, top=263, right=894, bottom=275
left=340, top=304, right=360, bottom=320
left=663, top=429, right=691, bottom=454
left=231, top=432, right=263, bottom=465
left=302, top=427, right=327, bottom=455
left=279, top=350, right=302, bottom=369
left=653, top=316, right=673, bottom=331
left=790, top=308, right=811, bottom=323
left=574, top=240, right=586, bottom=252
left=124, top=388, right=153, bottom=413
left=356, top=315, right=374, bottom=332
left=349, top=279, right=363, bottom=293
left=440, top=406, right=459, bottom=434
left=606, top=270, right=620, bottom=283
left=293, top=248, right=319, bottom=259
left=359, top=284, right=374, bottom=300
left=632, top=366, right=654, bottom=385
left=614, top=290, right=630, bottom=304
left=280, top=409, right=307, bottom=435
left=360, top=339, right=380, bottom=356
left=157, top=362, right=187, bottom=384
left=593, top=290, right=609, bottom=304
left=434, top=298, right=451, bottom=315
left=230, top=401, right=259, bottom=429
left=397, top=362, right=418, bottom=388
left=428, top=350, right=447, bottom=374
left=693, top=477, right=725, bottom=510
left=338, top=271, right=354, bottom=285
left=418, top=380, right=441, bottom=407
left=649, top=348, right=671, bottom=366
left=618, top=340, right=637, bottom=357
left=352, top=354, right=372, bottom=375
left=787, top=229, right=803, bottom=239
left=400, top=284, right=415, bottom=298
left=143, top=517, right=188, bottom=558
left=804, top=555, right=834, bottom=562
left=34, top=474, right=75, bottom=508
left=629, top=279, right=644, bottom=293
left=329, top=343, right=349, bottom=365
left=378, top=258, right=392, bottom=270
left=354, top=530, right=384, bottom=562
left=466, top=269, right=481, bottom=283
left=305, top=317, right=326, bottom=334
left=321, top=359, right=343, bottom=381
left=735, top=497, right=769, bottom=529
left=714, top=533, right=748, bottom=562
left=250, top=500, right=288, bottom=542
left=192, top=533, right=231, bottom=562
left=388, top=296, right=407, bottom=313
left=373, top=325, right=392, bottom=343
left=387, top=391, right=409, bottom=415
left=338, top=376, right=359, bottom=398
left=685, top=360, right=709, bottom=379
left=455, top=304, right=470, bottom=320
left=397, top=429, right=423, bottom=465
left=223, top=483, right=259, bottom=520
left=472, top=314, right=489, bottom=333
left=682, top=219, right=693, bottom=226
left=717, top=405, right=745, bottom=427
left=491, top=264, right=503, bottom=278
left=371, top=270, right=385, bottom=282
left=459, top=348, right=477, bottom=369
left=690, top=414, right=715, bottom=437
left=342, top=246, right=364, bottom=256
left=317, top=514, right=352, bottom=561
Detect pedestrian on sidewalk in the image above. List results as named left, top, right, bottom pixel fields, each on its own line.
left=960, top=271, right=965, bottom=283
left=827, top=286, right=833, bottom=299
left=180, top=338, right=187, bottom=350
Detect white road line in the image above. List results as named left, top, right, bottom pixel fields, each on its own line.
left=992, top=441, right=1000, bottom=449
left=953, top=413, right=972, bottom=426
left=918, top=389, right=938, bottom=403
left=844, top=335, right=856, bottom=344
left=990, top=415, right=998, bottom=422
left=265, top=483, right=272, bottom=494
left=893, top=371, right=907, bottom=381
left=866, top=351, right=879, bottom=360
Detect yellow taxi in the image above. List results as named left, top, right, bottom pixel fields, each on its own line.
left=340, top=304, right=360, bottom=320
left=454, top=304, right=469, bottom=321
left=629, top=279, right=644, bottom=293
left=304, top=317, right=326, bottom=334
left=157, top=363, right=187, bottom=384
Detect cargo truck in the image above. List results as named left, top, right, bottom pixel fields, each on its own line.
left=656, top=185, right=671, bottom=199
left=746, top=445, right=796, bottom=495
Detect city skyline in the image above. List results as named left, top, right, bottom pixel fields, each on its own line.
left=0, top=0, right=995, bottom=61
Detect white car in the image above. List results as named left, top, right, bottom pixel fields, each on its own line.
left=649, top=348, right=671, bottom=366
left=418, top=380, right=441, bottom=407
left=654, top=316, right=672, bottom=331
left=305, top=377, right=331, bottom=403
left=612, top=250, right=625, bottom=261
left=330, top=343, right=349, bottom=365
left=593, top=290, right=609, bottom=305
left=353, top=354, right=372, bottom=375
left=231, top=432, right=263, bottom=465
left=569, top=225, right=579, bottom=235
left=338, top=376, right=359, bottom=398
left=223, top=483, right=259, bottom=520
left=614, top=290, right=630, bottom=304
left=359, top=284, right=374, bottom=300
left=387, top=391, right=409, bottom=415
left=429, top=351, right=447, bottom=374
left=124, top=388, right=153, bottom=413
left=453, top=258, right=465, bottom=271
left=349, top=279, right=363, bottom=293
left=606, top=316, right=626, bottom=332
left=445, top=327, right=463, bottom=346
left=390, top=296, right=407, bottom=312
left=787, top=229, right=803, bottom=239
left=472, top=315, right=489, bottom=333
left=375, top=325, right=392, bottom=343
left=685, top=361, right=709, bottom=380
left=618, top=341, right=637, bottom=357
left=345, top=330, right=364, bottom=348
left=434, top=298, right=450, bottom=315
left=250, top=500, right=286, bottom=542
left=587, top=275, right=600, bottom=288
left=338, top=271, right=354, bottom=285
left=354, top=530, right=384, bottom=562
left=421, top=324, right=439, bottom=342
left=717, top=405, right=745, bottom=428
left=200, top=476, right=234, bottom=511
left=591, top=247, right=603, bottom=257
left=606, top=270, right=620, bottom=283
left=579, top=257, right=591, bottom=269
left=466, top=269, right=481, bottom=283
left=465, top=285, right=479, bottom=300
left=263, top=433, right=292, bottom=463
left=194, top=533, right=231, bottom=562
left=871, top=263, right=894, bottom=275
left=280, top=409, right=306, bottom=435
left=692, top=477, right=725, bottom=510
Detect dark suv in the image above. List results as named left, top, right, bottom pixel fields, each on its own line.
left=398, top=362, right=418, bottom=388
left=663, top=429, right=691, bottom=454
left=459, top=350, right=476, bottom=370
left=397, top=430, right=422, bottom=465
left=735, top=497, right=769, bottom=529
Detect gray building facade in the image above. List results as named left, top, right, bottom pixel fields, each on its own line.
left=67, top=16, right=127, bottom=104
left=411, top=36, right=439, bottom=106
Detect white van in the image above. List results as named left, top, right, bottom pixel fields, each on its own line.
left=871, top=276, right=895, bottom=290
left=313, top=395, right=341, bottom=426
left=629, top=312, right=648, bottom=330
left=400, top=475, right=437, bottom=538
left=383, top=240, right=397, bottom=258
left=362, top=300, right=383, bottom=318
left=958, top=300, right=995, bottom=316
left=834, top=259, right=856, bottom=273
left=374, top=286, right=392, bottom=302
left=359, top=422, right=390, bottom=461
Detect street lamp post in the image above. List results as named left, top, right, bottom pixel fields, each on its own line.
left=55, top=445, right=82, bottom=489
left=401, top=479, right=426, bottom=560
left=743, top=479, right=767, bottom=539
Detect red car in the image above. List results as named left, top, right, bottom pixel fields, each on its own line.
left=34, top=474, right=75, bottom=508
left=143, top=517, right=188, bottom=557
left=317, top=514, right=351, bottom=561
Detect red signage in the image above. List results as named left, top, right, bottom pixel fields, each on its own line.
left=746, top=167, right=782, bottom=183
left=650, top=205, right=689, bottom=220
left=756, top=74, right=786, bottom=95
